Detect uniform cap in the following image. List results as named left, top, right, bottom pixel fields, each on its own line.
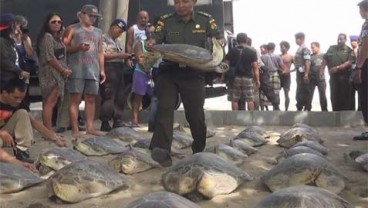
left=80, top=4, right=102, bottom=17
left=350, top=35, right=359, bottom=41
left=0, top=13, right=16, bottom=31
left=111, top=18, right=127, bottom=31
left=358, top=0, right=368, bottom=7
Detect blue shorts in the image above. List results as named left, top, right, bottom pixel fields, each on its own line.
left=68, top=78, right=99, bottom=95
left=132, top=71, right=151, bottom=96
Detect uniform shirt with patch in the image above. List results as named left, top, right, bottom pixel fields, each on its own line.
left=323, top=45, right=355, bottom=70
left=153, top=11, right=222, bottom=48
left=102, top=33, right=124, bottom=62
left=0, top=101, right=29, bottom=128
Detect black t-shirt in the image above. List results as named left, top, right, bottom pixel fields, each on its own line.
left=0, top=100, right=29, bottom=128
left=225, top=45, right=257, bottom=78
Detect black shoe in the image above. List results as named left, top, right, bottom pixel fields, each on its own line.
left=151, top=147, right=172, bottom=167
left=100, top=121, right=112, bottom=132
left=353, top=132, right=368, bottom=141
left=14, top=148, right=34, bottom=163
left=112, top=120, right=124, bottom=128
left=55, top=127, right=67, bottom=133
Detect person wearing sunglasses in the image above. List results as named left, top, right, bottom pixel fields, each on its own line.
left=63, top=4, right=105, bottom=139
left=100, top=18, right=132, bottom=131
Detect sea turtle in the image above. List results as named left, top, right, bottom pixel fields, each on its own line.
left=106, top=127, right=147, bottom=143
left=124, top=191, right=201, bottom=208
left=254, top=185, right=352, bottom=208
left=109, top=146, right=160, bottom=175
left=293, top=123, right=320, bottom=135
left=172, top=130, right=193, bottom=149
left=174, top=123, right=216, bottom=138
left=47, top=159, right=129, bottom=203
left=73, top=137, right=126, bottom=156
left=234, top=131, right=268, bottom=147
left=277, top=126, right=323, bottom=148
left=291, top=140, right=328, bottom=155
left=227, top=139, right=258, bottom=155
left=262, top=153, right=346, bottom=194
left=275, top=146, right=324, bottom=164
left=348, top=151, right=368, bottom=172
left=205, top=144, right=248, bottom=165
left=241, top=126, right=268, bottom=138
left=142, top=37, right=229, bottom=73
left=355, top=153, right=368, bottom=172
left=162, top=152, right=252, bottom=201
left=35, top=147, right=87, bottom=178
left=0, top=162, right=43, bottom=193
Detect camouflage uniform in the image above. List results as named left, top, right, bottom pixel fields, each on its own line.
left=150, top=11, right=222, bottom=154
left=294, top=45, right=311, bottom=111
left=323, top=45, right=355, bottom=111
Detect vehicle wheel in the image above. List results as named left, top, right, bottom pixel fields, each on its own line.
left=124, top=83, right=151, bottom=111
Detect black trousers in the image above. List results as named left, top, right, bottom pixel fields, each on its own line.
left=296, top=72, right=311, bottom=110
left=361, top=59, right=368, bottom=124
left=329, top=71, right=354, bottom=111
left=308, top=75, right=328, bottom=111
left=100, top=62, right=125, bottom=122
left=150, top=65, right=206, bottom=154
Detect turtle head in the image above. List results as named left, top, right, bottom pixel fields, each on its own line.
left=139, top=51, right=162, bottom=72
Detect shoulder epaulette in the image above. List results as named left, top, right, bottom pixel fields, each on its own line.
left=196, top=11, right=212, bottom=18
left=159, top=13, right=174, bottom=20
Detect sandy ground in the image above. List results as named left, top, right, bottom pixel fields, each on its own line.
left=0, top=123, right=367, bottom=208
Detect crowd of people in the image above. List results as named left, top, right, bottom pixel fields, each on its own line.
left=0, top=0, right=366, bottom=170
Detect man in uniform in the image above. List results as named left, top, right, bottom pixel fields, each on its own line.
left=148, top=0, right=223, bottom=166
left=100, top=19, right=131, bottom=131
left=320, top=33, right=355, bottom=111
left=294, top=32, right=311, bottom=111
left=353, top=0, right=368, bottom=140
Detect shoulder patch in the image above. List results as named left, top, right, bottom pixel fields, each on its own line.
left=196, top=11, right=212, bottom=18
left=159, top=13, right=174, bottom=20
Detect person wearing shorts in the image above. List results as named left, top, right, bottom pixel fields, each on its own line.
left=63, top=4, right=106, bottom=138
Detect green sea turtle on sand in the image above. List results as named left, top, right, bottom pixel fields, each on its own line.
left=262, top=153, right=346, bottom=194
left=35, top=147, right=87, bottom=178
left=47, top=159, right=129, bottom=203
left=277, top=126, right=323, bottom=148
left=73, top=137, right=126, bottom=156
left=0, top=162, right=43, bottom=193
left=109, top=146, right=160, bottom=175
left=254, top=185, right=352, bottom=208
left=106, top=127, right=147, bottom=143
left=124, top=191, right=201, bottom=208
left=162, top=152, right=252, bottom=201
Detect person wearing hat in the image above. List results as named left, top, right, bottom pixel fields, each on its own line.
left=99, top=18, right=132, bottom=131
left=0, top=13, right=30, bottom=87
left=353, top=0, right=368, bottom=140
left=63, top=4, right=105, bottom=139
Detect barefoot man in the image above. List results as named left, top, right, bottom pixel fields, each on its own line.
left=63, top=4, right=106, bottom=138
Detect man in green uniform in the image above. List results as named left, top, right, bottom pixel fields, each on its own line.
left=148, top=0, right=223, bottom=166
left=353, top=0, right=368, bottom=140
left=320, top=33, right=355, bottom=111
